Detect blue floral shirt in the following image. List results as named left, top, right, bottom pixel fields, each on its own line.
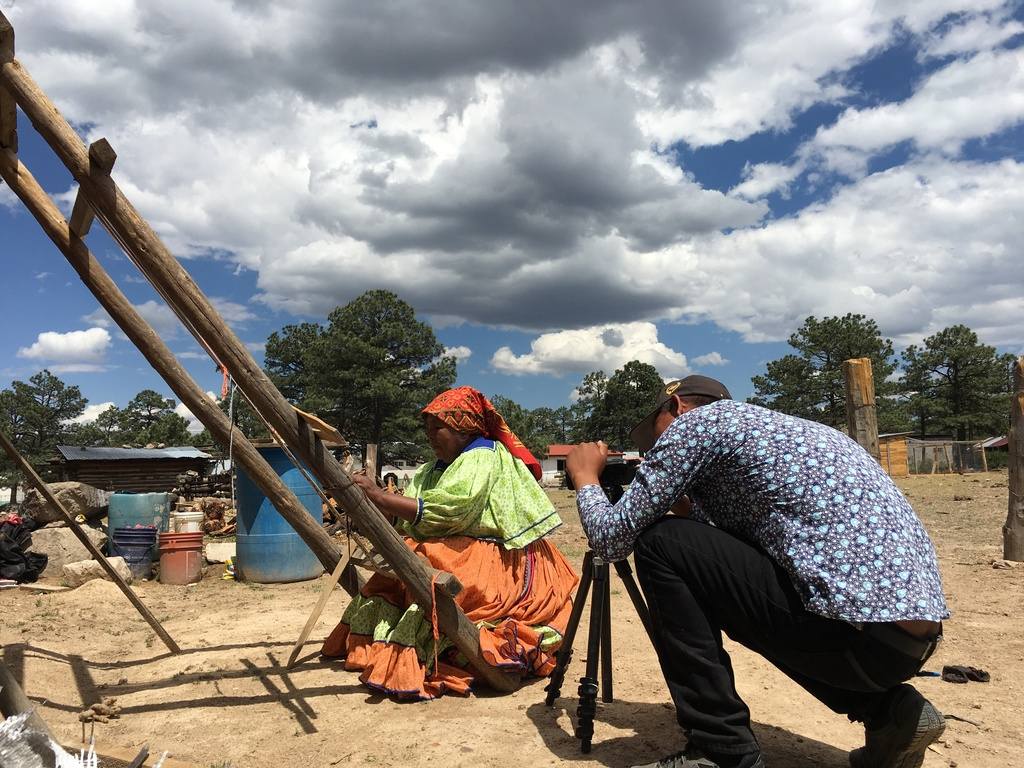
left=577, top=400, right=949, bottom=623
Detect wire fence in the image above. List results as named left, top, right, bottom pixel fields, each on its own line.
left=906, top=439, right=991, bottom=474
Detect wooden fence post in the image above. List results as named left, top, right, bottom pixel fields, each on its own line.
left=843, top=357, right=880, bottom=460
left=1003, top=357, right=1024, bottom=561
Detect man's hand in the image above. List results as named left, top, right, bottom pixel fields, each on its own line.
left=566, top=441, right=609, bottom=489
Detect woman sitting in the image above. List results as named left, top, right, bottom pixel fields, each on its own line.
left=321, top=386, right=579, bottom=700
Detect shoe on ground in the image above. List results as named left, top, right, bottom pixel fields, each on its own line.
left=849, top=684, right=946, bottom=768
left=630, top=747, right=765, bottom=768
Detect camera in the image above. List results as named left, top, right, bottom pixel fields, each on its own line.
left=565, top=455, right=639, bottom=498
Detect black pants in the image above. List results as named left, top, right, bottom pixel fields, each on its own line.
left=633, top=517, right=932, bottom=757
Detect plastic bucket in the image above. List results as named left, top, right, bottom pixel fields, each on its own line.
left=158, top=531, right=204, bottom=585
left=111, top=526, right=158, bottom=580
left=235, top=446, right=323, bottom=583
left=171, top=510, right=204, bottom=533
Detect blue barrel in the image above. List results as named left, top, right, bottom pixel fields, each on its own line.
left=108, top=493, right=172, bottom=532
left=111, top=526, right=158, bottom=580
left=234, top=446, right=324, bottom=583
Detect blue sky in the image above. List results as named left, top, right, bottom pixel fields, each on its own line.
left=2, top=1, right=1022, bottom=428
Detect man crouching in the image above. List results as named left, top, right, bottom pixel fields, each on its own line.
left=567, top=376, right=947, bottom=768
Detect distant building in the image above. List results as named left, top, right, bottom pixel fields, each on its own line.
left=52, top=445, right=213, bottom=493
left=542, top=444, right=626, bottom=487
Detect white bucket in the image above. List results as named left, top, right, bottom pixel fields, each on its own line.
left=171, top=510, right=204, bottom=533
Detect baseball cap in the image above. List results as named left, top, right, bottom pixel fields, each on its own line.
left=629, top=375, right=732, bottom=452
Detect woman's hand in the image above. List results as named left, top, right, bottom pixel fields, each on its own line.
left=566, top=441, right=609, bottom=489
left=351, top=472, right=379, bottom=497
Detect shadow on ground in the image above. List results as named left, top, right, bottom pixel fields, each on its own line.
left=527, top=696, right=852, bottom=767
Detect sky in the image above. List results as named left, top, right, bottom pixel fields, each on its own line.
left=1, top=1, right=1023, bottom=431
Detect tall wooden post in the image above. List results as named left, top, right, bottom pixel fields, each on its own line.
left=1003, top=357, right=1024, bottom=561
left=843, top=357, right=879, bottom=460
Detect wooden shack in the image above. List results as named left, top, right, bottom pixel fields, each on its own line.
left=878, top=433, right=910, bottom=478
left=52, top=445, right=212, bottom=492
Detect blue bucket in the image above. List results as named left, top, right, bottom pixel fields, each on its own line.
left=234, top=446, right=323, bottom=583
left=111, top=526, right=158, bottom=580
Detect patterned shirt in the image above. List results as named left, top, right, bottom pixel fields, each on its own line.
left=577, top=400, right=949, bottom=623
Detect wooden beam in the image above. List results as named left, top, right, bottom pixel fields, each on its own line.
left=1004, top=357, right=1024, bottom=561
left=0, top=56, right=515, bottom=691
left=69, top=138, right=117, bottom=237
left=0, top=13, right=15, bottom=152
left=0, top=658, right=53, bottom=737
left=842, top=357, right=879, bottom=460
left=0, top=428, right=181, bottom=654
left=0, top=148, right=360, bottom=598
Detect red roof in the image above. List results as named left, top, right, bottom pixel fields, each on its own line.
left=546, top=444, right=623, bottom=458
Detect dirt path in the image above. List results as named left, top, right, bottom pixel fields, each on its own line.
left=3, top=474, right=1020, bottom=767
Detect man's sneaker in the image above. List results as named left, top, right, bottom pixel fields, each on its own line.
left=849, top=684, right=946, bottom=768
left=630, top=747, right=765, bottom=768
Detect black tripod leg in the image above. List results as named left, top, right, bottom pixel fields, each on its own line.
left=613, top=558, right=657, bottom=644
left=545, top=550, right=594, bottom=706
left=575, top=560, right=606, bottom=753
left=600, top=563, right=613, bottom=703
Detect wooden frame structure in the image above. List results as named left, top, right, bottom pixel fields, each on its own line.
left=0, top=12, right=516, bottom=693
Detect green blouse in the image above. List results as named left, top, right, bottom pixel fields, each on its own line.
left=401, top=438, right=561, bottom=549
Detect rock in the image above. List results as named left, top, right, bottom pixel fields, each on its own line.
left=31, top=524, right=107, bottom=578
left=991, top=559, right=1016, bottom=570
left=204, top=542, right=235, bottom=564
left=62, top=556, right=133, bottom=588
left=21, top=482, right=111, bottom=525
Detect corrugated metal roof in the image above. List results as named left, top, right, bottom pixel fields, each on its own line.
left=56, top=445, right=212, bottom=461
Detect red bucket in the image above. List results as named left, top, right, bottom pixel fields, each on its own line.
left=158, top=532, right=204, bottom=585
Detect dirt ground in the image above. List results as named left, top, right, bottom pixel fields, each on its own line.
left=3, top=473, right=1021, bottom=768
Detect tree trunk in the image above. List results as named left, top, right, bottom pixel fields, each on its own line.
left=1003, top=357, right=1024, bottom=561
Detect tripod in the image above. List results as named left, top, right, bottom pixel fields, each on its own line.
left=544, top=523, right=659, bottom=752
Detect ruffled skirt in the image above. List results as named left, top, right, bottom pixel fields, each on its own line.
left=321, top=535, right=578, bottom=700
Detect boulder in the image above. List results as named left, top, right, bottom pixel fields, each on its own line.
left=62, top=556, right=133, bottom=588
left=21, top=482, right=111, bottom=525
left=31, top=524, right=107, bottom=578
left=204, top=541, right=235, bottom=564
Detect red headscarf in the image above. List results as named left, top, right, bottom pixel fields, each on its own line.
left=422, top=386, right=543, bottom=481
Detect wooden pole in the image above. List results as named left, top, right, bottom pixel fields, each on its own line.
left=0, top=14, right=16, bottom=153
left=0, top=428, right=181, bottom=654
left=1004, top=357, right=1024, bottom=561
left=842, top=357, right=879, bottom=460
left=0, top=147, right=358, bottom=596
left=0, top=35, right=515, bottom=692
left=0, top=658, right=53, bottom=737
left=68, top=139, right=116, bottom=238
left=365, top=443, right=378, bottom=480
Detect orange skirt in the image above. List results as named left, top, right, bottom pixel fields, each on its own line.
left=321, top=535, right=578, bottom=700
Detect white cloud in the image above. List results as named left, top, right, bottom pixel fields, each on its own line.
left=813, top=48, right=1024, bottom=169
left=6, top=0, right=1023, bottom=358
left=34, top=272, right=52, bottom=280
left=17, top=327, right=112, bottom=367
left=491, top=322, right=689, bottom=378
left=671, top=157, right=1024, bottom=345
left=212, top=297, right=257, bottom=325
left=922, top=10, right=1024, bottom=59
left=173, top=391, right=218, bottom=434
left=729, top=162, right=803, bottom=201
left=83, top=300, right=184, bottom=339
left=0, top=184, right=17, bottom=209
left=69, top=402, right=117, bottom=425
left=692, top=351, right=729, bottom=367
left=444, top=345, right=472, bottom=361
